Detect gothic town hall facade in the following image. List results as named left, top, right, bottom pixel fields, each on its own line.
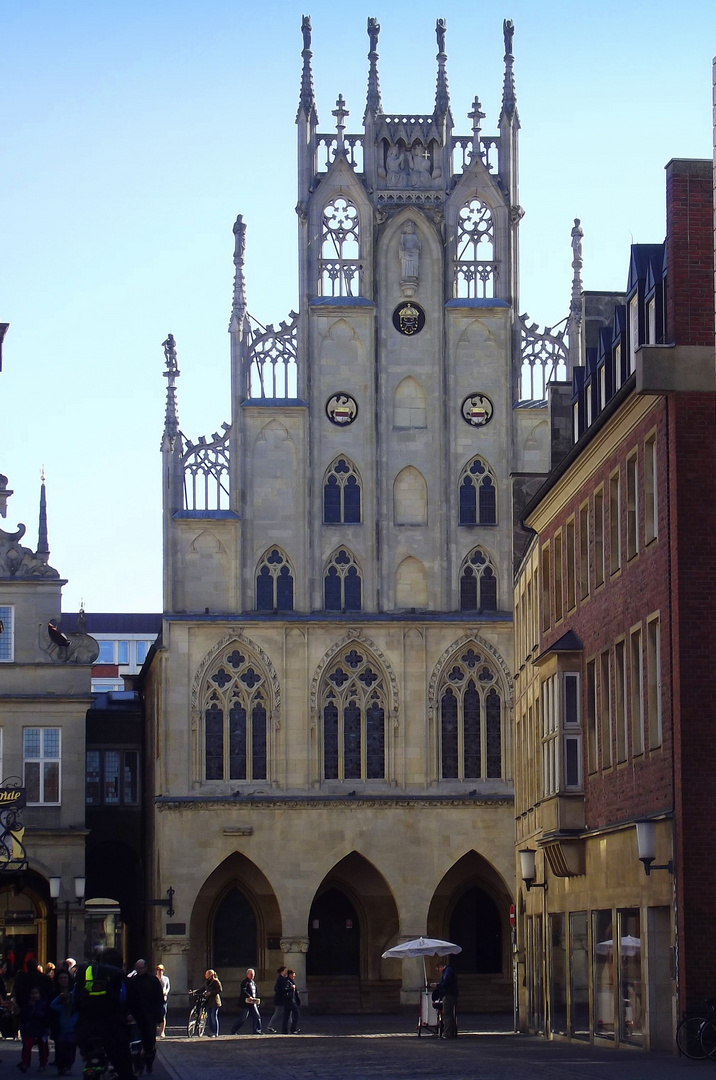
left=144, top=18, right=564, bottom=1012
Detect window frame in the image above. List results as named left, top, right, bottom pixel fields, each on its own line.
left=85, top=747, right=140, bottom=807
left=644, top=431, right=658, bottom=545
left=626, top=450, right=639, bottom=561
left=646, top=614, right=662, bottom=749
left=594, top=488, right=605, bottom=588
left=0, top=606, right=15, bottom=662
left=630, top=626, right=644, bottom=757
left=23, top=727, right=61, bottom=805
left=609, top=470, right=621, bottom=576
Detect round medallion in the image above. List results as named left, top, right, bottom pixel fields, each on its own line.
left=393, top=302, right=426, bottom=336
left=326, top=393, right=358, bottom=426
left=461, top=393, right=494, bottom=428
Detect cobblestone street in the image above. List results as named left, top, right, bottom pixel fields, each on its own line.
left=153, top=1013, right=706, bottom=1080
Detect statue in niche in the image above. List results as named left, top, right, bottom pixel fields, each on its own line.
left=399, top=221, right=421, bottom=297
left=409, top=143, right=432, bottom=188
left=386, top=143, right=406, bottom=188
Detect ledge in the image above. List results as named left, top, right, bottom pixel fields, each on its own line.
left=445, top=298, right=510, bottom=309
left=156, top=793, right=514, bottom=810
left=636, top=344, right=716, bottom=393
left=309, top=297, right=375, bottom=308
left=173, top=511, right=239, bottom=520
left=240, top=399, right=308, bottom=408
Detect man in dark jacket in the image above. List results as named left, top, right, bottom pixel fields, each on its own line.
left=73, top=949, right=133, bottom=1080
left=126, top=960, right=164, bottom=1072
left=231, top=968, right=262, bottom=1035
left=434, top=961, right=458, bottom=1038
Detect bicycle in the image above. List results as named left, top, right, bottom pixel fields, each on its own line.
left=187, top=989, right=208, bottom=1037
left=675, top=998, right=716, bottom=1059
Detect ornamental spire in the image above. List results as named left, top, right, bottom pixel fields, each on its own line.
left=363, top=17, right=383, bottom=120
left=297, top=14, right=317, bottom=121
left=161, top=333, right=180, bottom=450
left=433, top=19, right=452, bottom=120
left=568, top=218, right=584, bottom=369
left=499, top=19, right=517, bottom=121
left=231, top=213, right=247, bottom=329
left=37, top=469, right=49, bottom=558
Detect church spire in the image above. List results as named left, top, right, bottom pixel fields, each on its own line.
left=297, top=14, right=317, bottom=122
left=433, top=18, right=452, bottom=120
left=231, top=214, right=248, bottom=330
left=363, top=17, right=382, bottom=121
left=161, top=333, right=180, bottom=451
left=37, top=469, right=49, bottom=557
left=499, top=19, right=517, bottom=121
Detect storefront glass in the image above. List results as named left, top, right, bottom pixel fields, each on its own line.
left=569, top=911, right=589, bottom=1040
left=549, top=912, right=567, bottom=1035
left=592, top=909, right=615, bottom=1040
left=618, top=908, right=642, bottom=1046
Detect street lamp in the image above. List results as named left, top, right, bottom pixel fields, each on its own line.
left=49, top=876, right=85, bottom=958
left=635, top=821, right=673, bottom=876
left=519, top=848, right=547, bottom=892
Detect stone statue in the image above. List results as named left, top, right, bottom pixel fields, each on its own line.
left=386, top=143, right=406, bottom=188
left=301, top=14, right=311, bottom=51
left=436, top=18, right=446, bottom=54
left=162, top=334, right=178, bottom=371
left=367, top=17, right=380, bottom=52
left=400, top=222, right=421, bottom=282
left=409, top=143, right=432, bottom=188
left=503, top=19, right=514, bottom=56
left=571, top=218, right=584, bottom=267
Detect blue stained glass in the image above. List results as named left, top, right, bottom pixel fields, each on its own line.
left=460, top=568, right=478, bottom=611
left=463, top=679, right=481, bottom=778
left=324, top=476, right=341, bottom=523
left=325, top=567, right=342, bottom=610
left=344, top=476, right=361, bottom=523
left=366, top=701, right=385, bottom=779
left=229, top=702, right=247, bottom=780
left=345, top=567, right=361, bottom=611
left=486, top=689, right=502, bottom=777
left=324, top=702, right=339, bottom=778
left=344, top=700, right=361, bottom=779
left=252, top=700, right=267, bottom=780
left=205, top=704, right=224, bottom=780
left=479, top=477, right=496, bottom=524
left=257, top=565, right=274, bottom=610
left=460, top=477, right=477, bottom=525
left=441, top=689, right=458, bottom=778
left=276, top=566, right=294, bottom=610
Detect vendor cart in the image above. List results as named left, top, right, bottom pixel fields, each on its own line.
left=418, top=989, right=443, bottom=1037
left=381, top=936, right=461, bottom=1038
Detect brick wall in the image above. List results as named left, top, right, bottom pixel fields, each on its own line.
left=665, top=159, right=715, bottom=346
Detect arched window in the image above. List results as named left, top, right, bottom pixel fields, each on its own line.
left=324, top=549, right=362, bottom=612
left=324, top=458, right=361, bottom=524
left=202, top=646, right=269, bottom=782
left=320, top=643, right=387, bottom=780
left=438, top=646, right=503, bottom=779
left=455, top=198, right=495, bottom=299
left=320, top=198, right=362, bottom=297
left=459, top=548, right=498, bottom=612
left=256, top=548, right=294, bottom=611
left=459, top=457, right=497, bottom=525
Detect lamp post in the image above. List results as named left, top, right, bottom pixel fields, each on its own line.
left=635, top=820, right=673, bottom=876
left=519, top=848, right=548, bottom=892
left=49, top=876, right=85, bottom=959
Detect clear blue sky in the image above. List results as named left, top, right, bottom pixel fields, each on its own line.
left=2, top=0, right=714, bottom=613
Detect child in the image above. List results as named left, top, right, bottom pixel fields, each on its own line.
left=18, top=987, right=50, bottom=1072
left=49, top=971, right=77, bottom=1076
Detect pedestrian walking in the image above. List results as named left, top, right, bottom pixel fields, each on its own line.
left=155, top=966, right=170, bottom=1038
left=282, top=970, right=300, bottom=1035
left=17, top=986, right=50, bottom=1072
left=266, top=967, right=290, bottom=1032
left=49, top=970, right=77, bottom=1076
left=126, top=960, right=164, bottom=1072
left=231, top=969, right=262, bottom=1034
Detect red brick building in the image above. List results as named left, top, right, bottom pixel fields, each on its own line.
left=513, top=158, right=715, bottom=1050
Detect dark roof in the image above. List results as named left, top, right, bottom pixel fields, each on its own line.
left=627, top=244, right=664, bottom=293
left=534, top=630, right=583, bottom=664
left=59, top=612, right=162, bottom=634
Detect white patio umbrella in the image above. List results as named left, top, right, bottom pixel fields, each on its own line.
left=596, top=935, right=641, bottom=957
left=382, top=936, right=462, bottom=986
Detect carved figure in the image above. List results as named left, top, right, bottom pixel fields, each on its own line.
left=436, top=18, right=446, bottom=54
left=301, top=14, right=311, bottom=51
left=503, top=19, right=514, bottom=55
left=162, top=334, right=178, bottom=369
left=400, top=222, right=421, bottom=281
left=386, top=143, right=406, bottom=189
left=409, top=144, right=432, bottom=188
left=571, top=218, right=584, bottom=266
left=367, top=17, right=380, bottom=51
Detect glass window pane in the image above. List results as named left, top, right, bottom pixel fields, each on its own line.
left=550, top=913, right=567, bottom=1035
left=123, top=751, right=139, bottom=804
left=479, top=478, right=496, bottom=524
left=593, top=909, right=615, bottom=1040
left=365, top=701, right=384, bottom=779
left=117, top=641, right=129, bottom=665
left=441, top=689, right=458, bottom=778
left=86, top=750, right=101, bottom=805
left=104, top=750, right=121, bottom=804
left=205, top=704, right=224, bottom=780
left=618, top=909, right=642, bottom=1045
left=570, top=912, right=589, bottom=1040
left=43, top=761, right=60, bottom=803
left=459, top=477, right=476, bottom=525
left=485, top=689, right=502, bottom=778
left=344, top=476, right=361, bottom=523
left=325, top=568, right=342, bottom=611
left=256, top=566, right=274, bottom=611
left=343, top=700, right=361, bottom=780
left=276, top=567, right=294, bottom=611
left=97, top=641, right=115, bottom=663
left=463, top=680, right=481, bottom=778
left=25, top=762, right=40, bottom=803
left=43, top=729, right=60, bottom=758
left=24, top=729, right=40, bottom=758
left=323, top=702, right=339, bottom=779
left=251, top=700, right=267, bottom=781
left=229, top=703, right=247, bottom=781
left=136, top=641, right=149, bottom=664
left=324, top=477, right=341, bottom=523
left=344, top=567, right=361, bottom=612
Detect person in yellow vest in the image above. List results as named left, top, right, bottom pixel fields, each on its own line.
left=73, top=949, right=133, bottom=1080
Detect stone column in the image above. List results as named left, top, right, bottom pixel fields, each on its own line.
left=281, top=936, right=309, bottom=1006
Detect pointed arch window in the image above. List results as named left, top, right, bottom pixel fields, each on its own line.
left=459, top=548, right=498, bottom=612
left=459, top=457, right=497, bottom=525
left=320, top=198, right=362, bottom=297
left=438, top=646, right=503, bottom=779
left=202, top=646, right=269, bottom=782
left=324, top=458, right=361, bottom=524
left=320, top=644, right=387, bottom=780
left=455, top=198, right=495, bottom=299
left=324, top=548, right=362, bottom=612
left=256, top=548, right=294, bottom=611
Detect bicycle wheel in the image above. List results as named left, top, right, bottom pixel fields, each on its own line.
left=187, top=1007, right=199, bottom=1037
left=197, top=1009, right=207, bottom=1037
left=701, top=1017, right=716, bottom=1058
left=676, top=1015, right=708, bottom=1059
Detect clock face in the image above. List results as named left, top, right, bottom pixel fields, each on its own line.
left=461, top=393, right=494, bottom=428
left=326, top=393, right=358, bottom=426
left=393, top=302, right=426, bottom=336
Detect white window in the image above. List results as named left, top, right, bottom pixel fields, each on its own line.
left=647, top=616, right=662, bottom=749
left=645, top=433, right=658, bottom=544
left=543, top=672, right=583, bottom=795
left=562, top=671, right=582, bottom=790
left=0, top=606, right=14, bottom=662
left=24, top=728, right=61, bottom=804
left=628, top=294, right=639, bottom=374
left=626, top=452, right=639, bottom=560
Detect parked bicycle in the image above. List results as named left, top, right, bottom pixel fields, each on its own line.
left=187, top=989, right=208, bottom=1038
left=675, top=998, right=716, bottom=1059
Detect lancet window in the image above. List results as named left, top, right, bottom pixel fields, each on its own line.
left=455, top=198, right=495, bottom=299
left=324, top=458, right=361, bottom=524
left=438, top=646, right=503, bottom=779
left=256, top=548, right=294, bottom=611
left=203, top=646, right=269, bottom=782
left=324, top=548, right=362, bottom=612
left=459, top=548, right=498, bottom=612
left=319, top=198, right=362, bottom=297
left=320, top=644, right=387, bottom=780
left=459, top=457, right=497, bottom=525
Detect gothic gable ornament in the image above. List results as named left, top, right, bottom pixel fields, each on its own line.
left=393, top=302, right=425, bottom=337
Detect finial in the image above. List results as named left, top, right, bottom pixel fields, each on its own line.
left=500, top=19, right=517, bottom=120
left=332, top=94, right=349, bottom=153
left=434, top=19, right=452, bottom=119
left=468, top=96, right=486, bottom=162
left=37, top=471, right=49, bottom=558
left=78, top=601, right=87, bottom=632
left=297, top=14, right=317, bottom=121
left=161, top=333, right=181, bottom=450
left=231, top=214, right=248, bottom=326
left=568, top=219, right=584, bottom=369
left=364, top=17, right=383, bottom=120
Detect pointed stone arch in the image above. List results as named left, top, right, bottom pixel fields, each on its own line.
left=395, top=556, right=428, bottom=608
left=393, top=466, right=428, bottom=525
left=393, top=375, right=427, bottom=429
left=310, top=629, right=399, bottom=721
left=428, top=632, right=513, bottom=714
